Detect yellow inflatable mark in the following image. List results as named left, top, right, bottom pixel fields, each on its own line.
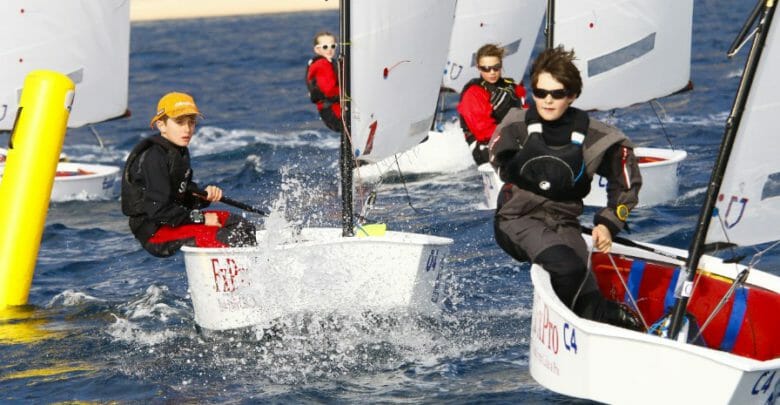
left=0, top=70, right=74, bottom=308
left=0, top=306, right=63, bottom=344
left=1, top=363, right=94, bottom=382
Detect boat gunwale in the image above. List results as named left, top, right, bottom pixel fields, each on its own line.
left=182, top=227, right=454, bottom=254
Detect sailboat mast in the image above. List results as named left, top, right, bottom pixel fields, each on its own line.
left=339, top=0, right=354, bottom=237
left=545, top=0, right=555, bottom=49
left=668, top=0, right=776, bottom=339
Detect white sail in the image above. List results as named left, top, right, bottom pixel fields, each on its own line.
left=706, top=15, right=780, bottom=247
left=0, top=0, right=130, bottom=130
left=442, top=0, right=546, bottom=93
left=554, top=0, right=693, bottom=111
left=350, top=0, right=456, bottom=163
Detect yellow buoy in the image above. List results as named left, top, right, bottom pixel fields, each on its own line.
left=0, top=70, right=74, bottom=308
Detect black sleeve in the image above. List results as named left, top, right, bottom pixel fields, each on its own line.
left=140, top=147, right=192, bottom=227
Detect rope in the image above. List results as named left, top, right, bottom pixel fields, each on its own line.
left=648, top=100, right=676, bottom=150
left=607, top=253, right=649, bottom=330
left=393, top=156, right=422, bottom=214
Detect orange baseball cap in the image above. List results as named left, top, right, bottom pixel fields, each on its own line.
left=149, top=92, right=202, bottom=128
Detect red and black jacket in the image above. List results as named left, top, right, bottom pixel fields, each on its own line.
left=306, top=56, right=341, bottom=118
left=457, top=77, right=526, bottom=144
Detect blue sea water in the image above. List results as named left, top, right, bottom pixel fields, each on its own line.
left=2, top=1, right=774, bottom=403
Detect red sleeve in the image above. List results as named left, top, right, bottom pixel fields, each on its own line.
left=456, top=85, right=496, bottom=143
left=515, top=82, right=529, bottom=109
left=308, top=59, right=340, bottom=98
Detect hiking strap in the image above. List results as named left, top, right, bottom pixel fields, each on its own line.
left=720, top=286, right=748, bottom=352
left=664, top=267, right=682, bottom=314
left=624, top=259, right=646, bottom=305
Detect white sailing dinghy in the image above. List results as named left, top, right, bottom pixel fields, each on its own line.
left=0, top=148, right=119, bottom=202
left=181, top=0, right=456, bottom=333
left=0, top=1, right=128, bottom=201
left=530, top=3, right=780, bottom=403
left=480, top=0, right=691, bottom=208
left=353, top=0, right=546, bottom=181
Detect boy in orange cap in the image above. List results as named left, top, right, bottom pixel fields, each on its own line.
left=121, top=92, right=256, bottom=257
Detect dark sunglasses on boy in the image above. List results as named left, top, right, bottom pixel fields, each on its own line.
left=478, top=63, right=502, bottom=73
left=318, top=44, right=337, bottom=50
left=532, top=88, right=570, bottom=100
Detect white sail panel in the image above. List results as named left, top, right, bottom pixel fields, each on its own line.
left=442, top=0, right=546, bottom=93
left=706, top=17, right=780, bottom=247
left=350, top=0, right=456, bottom=163
left=554, top=0, right=692, bottom=111
left=0, top=0, right=130, bottom=130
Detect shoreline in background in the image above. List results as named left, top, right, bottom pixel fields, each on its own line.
left=130, top=0, right=337, bottom=22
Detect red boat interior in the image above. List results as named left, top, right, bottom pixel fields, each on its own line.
left=591, top=252, right=780, bottom=361
left=55, top=168, right=96, bottom=177
left=637, top=156, right=667, bottom=164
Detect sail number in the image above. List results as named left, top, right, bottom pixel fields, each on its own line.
left=563, top=323, right=578, bottom=354
left=532, top=304, right=578, bottom=355
left=428, top=249, right=443, bottom=303
left=752, top=370, right=778, bottom=404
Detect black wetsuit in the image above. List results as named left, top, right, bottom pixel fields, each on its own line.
left=122, top=135, right=256, bottom=257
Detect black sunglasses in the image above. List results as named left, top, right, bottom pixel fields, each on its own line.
left=532, top=88, right=570, bottom=99
left=318, top=44, right=337, bottom=50
left=478, top=63, right=502, bottom=73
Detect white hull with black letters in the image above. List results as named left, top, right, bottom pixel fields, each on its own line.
left=530, top=237, right=780, bottom=404
left=182, top=228, right=451, bottom=331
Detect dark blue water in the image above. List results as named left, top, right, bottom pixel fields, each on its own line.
left=2, top=1, right=773, bottom=402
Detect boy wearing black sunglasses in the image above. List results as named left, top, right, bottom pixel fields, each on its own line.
left=457, top=43, right=527, bottom=165
left=306, top=31, right=342, bottom=132
left=490, top=46, right=644, bottom=331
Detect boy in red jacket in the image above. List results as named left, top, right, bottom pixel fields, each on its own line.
left=306, top=31, right=342, bottom=132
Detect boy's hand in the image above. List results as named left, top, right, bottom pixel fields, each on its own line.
left=203, top=185, right=223, bottom=202
left=592, top=224, right=613, bottom=253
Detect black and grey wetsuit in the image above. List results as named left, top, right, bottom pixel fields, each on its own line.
left=489, top=107, right=642, bottom=327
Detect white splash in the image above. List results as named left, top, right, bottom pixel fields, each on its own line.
left=46, top=289, right=103, bottom=307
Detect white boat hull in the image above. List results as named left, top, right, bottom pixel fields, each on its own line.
left=354, top=124, right=474, bottom=181
left=479, top=147, right=687, bottom=208
left=0, top=160, right=119, bottom=202
left=529, top=237, right=780, bottom=404
left=48, top=162, right=120, bottom=202
left=181, top=227, right=453, bottom=332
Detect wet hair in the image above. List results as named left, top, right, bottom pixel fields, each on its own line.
left=531, top=46, right=583, bottom=98
left=313, top=31, right=336, bottom=46
left=476, top=43, right=505, bottom=63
